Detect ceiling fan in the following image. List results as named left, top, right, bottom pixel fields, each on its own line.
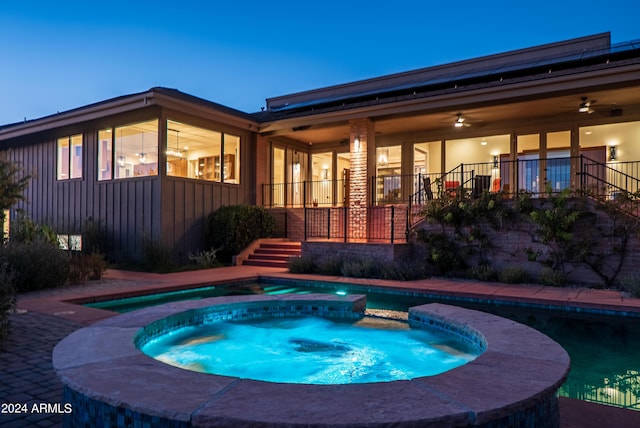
left=579, top=97, right=597, bottom=114
left=453, top=113, right=472, bottom=127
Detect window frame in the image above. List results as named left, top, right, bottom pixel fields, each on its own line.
left=56, top=134, right=83, bottom=180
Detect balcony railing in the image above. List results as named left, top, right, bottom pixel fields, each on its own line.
left=262, top=179, right=349, bottom=208
left=264, top=155, right=640, bottom=233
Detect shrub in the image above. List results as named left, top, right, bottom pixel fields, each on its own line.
left=317, top=256, right=343, bottom=276
left=187, top=248, right=220, bottom=269
left=497, top=267, right=530, bottom=284
left=340, top=258, right=381, bottom=278
left=81, top=218, right=111, bottom=256
left=68, top=252, right=108, bottom=284
left=10, top=211, right=57, bottom=245
left=141, top=237, right=174, bottom=273
left=206, top=206, right=275, bottom=263
left=0, top=238, right=70, bottom=292
left=540, top=268, right=568, bottom=287
left=619, top=274, right=640, bottom=298
left=0, top=262, right=16, bottom=349
left=468, top=264, right=498, bottom=282
left=288, top=255, right=316, bottom=274
left=379, top=259, right=428, bottom=281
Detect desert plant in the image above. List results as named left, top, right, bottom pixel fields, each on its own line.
left=317, top=256, right=343, bottom=276
left=288, top=255, right=316, bottom=274
left=468, top=263, right=498, bottom=282
left=379, top=259, right=428, bottom=281
left=497, top=267, right=530, bottom=284
left=340, top=258, right=381, bottom=278
left=68, top=252, right=108, bottom=284
left=187, top=248, right=220, bottom=269
left=539, top=268, right=568, bottom=287
left=619, top=274, right=640, bottom=298
left=0, top=262, right=15, bottom=349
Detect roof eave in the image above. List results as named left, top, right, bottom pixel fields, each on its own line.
left=258, top=62, right=640, bottom=135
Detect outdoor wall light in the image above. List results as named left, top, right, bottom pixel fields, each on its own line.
left=354, top=136, right=361, bottom=153
left=610, top=146, right=617, bottom=161
left=493, top=155, right=499, bottom=169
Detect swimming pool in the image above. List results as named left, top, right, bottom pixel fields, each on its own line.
left=84, top=277, right=640, bottom=411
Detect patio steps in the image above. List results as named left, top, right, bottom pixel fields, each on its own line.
left=242, top=241, right=302, bottom=268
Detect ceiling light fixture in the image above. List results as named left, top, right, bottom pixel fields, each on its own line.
left=579, top=97, right=596, bottom=114
left=454, top=113, right=465, bottom=127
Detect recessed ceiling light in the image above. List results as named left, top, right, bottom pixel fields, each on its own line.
left=481, top=140, right=487, bottom=145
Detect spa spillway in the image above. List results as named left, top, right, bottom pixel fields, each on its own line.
left=53, top=294, right=570, bottom=427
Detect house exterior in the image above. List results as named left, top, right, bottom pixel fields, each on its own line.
left=1, top=32, right=640, bottom=261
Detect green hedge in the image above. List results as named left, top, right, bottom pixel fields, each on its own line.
left=205, top=205, right=275, bottom=263
left=0, top=262, right=15, bottom=349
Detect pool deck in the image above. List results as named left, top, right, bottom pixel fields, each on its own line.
left=4, top=265, right=640, bottom=427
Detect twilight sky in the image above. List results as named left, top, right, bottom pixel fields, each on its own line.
left=0, top=0, right=638, bottom=125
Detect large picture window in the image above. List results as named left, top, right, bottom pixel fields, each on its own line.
left=57, top=134, right=83, bottom=180
left=166, top=120, right=240, bottom=183
left=97, top=120, right=158, bottom=180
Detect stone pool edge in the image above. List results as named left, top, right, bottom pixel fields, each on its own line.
left=53, top=294, right=570, bottom=428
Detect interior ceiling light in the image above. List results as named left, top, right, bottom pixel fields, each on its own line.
left=481, top=140, right=487, bottom=145
left=579, top=97, right=596, bottom=114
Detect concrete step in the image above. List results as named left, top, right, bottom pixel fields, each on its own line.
left=254, top=248, right=301, bottom=256
left=248, top=253, right=292, bottom=261
left=242, top=241, right=301, bottom=268
left=242, top=259, right=290, bottom=268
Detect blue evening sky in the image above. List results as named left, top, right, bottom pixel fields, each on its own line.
left=0, top=1, right=637, bottom=125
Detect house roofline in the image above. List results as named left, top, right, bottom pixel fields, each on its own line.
left=258, top=60, right=640, bottom=135
left=0, top=87, right=259, bottom=141
left=264, top=33, right=614, bottom=112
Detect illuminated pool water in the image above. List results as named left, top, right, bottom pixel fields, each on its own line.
left=140, top=315, right=480, bottom=384
left=56, top=294, right=569, bottom=427
left=83, top=278, right=640, bottom=410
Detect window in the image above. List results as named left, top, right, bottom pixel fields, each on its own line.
left=97, top=120, right=158, bottom=180
left=376, top=145, right=401, bottom=202
left=58, top=234, right=82, bottom=251
left=2, top=209, right=9, bottom=242
left=57, top=134, right=83, bottom=180
left=97, top=129, right=113, bottom=181
left=166, top=120, right=240, bottom=183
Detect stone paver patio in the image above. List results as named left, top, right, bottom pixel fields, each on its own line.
left=2, top=266, right=640, bottom=427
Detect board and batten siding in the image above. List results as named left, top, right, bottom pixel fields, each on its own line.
left=161, top=177, right=248, bottom=262
left=4, top=107, right=257, bottom=262
left=6, top=133, right=163, bottom=260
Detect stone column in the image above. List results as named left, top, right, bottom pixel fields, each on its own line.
left=349, top=118, right=375, bottom=241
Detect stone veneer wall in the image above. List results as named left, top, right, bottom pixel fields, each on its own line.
left=414, top=197, right=640, bottom=286
left=301, top=241, right=413, bottom=265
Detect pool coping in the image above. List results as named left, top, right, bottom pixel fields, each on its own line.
left=53, top=293, right=570, bottom=427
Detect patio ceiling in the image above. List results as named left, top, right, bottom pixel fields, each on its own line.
left=263, top=85, right=640, bottom=146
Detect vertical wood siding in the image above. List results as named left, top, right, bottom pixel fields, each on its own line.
left=161, top=178, right=248, bottom=262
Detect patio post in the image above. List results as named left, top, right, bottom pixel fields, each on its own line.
left=348, top=118, right=375, bottom=242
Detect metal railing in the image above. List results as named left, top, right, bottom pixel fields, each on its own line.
left=266, top=155, right=640, bottom=239
left=262, top=179, right=349, bottom=208
left=304, top=205, right=408, bottom=243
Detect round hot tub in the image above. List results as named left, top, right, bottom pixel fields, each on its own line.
left=53, top=293, right=569, bottom=427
